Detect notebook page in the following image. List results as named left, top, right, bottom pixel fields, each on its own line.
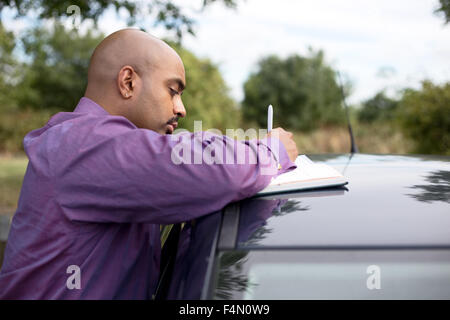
left=270, top=155, right=343, bottom=185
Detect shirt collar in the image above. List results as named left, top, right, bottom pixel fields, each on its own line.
left=73, top=97, right=110, bottom=116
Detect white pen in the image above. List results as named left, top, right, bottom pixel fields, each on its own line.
left=267, top=104, right=273, bottom=133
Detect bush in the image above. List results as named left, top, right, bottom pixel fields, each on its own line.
left=241, top=50, right=347, bottom=132
left=357, top=91, right=399, bottom=124
left=0, top=108, right=53, bottom=154
left=396, top=81, right=450, bottom=155
left=169, top=42, right=240, bottom=132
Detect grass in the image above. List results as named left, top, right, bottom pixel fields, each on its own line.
left=0, top=156, right=28, bottom=216
left=293, top=126, right=351, bottom=154
left=353, top=122, right=415, bottom=154
left=293, top=122, right=414, bottom=155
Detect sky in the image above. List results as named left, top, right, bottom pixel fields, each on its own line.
left=3, top=0, right=450, bottom=105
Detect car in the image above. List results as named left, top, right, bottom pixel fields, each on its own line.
left=155, top=153, right=450, bottom=300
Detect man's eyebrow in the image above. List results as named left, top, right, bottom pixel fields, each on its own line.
left=167, top=78, right=185, bottom=91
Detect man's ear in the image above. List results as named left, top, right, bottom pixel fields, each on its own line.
left=117, top=65, right=137, bottom=99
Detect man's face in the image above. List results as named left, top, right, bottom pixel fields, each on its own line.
left=132, top=52, right=186, bottom=135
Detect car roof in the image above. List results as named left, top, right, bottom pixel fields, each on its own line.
left=162, top=153, right=450, bottom=300
left=235, top=153, right=450, bottom=249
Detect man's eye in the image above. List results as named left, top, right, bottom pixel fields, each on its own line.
left=169, top=88, right=178, bottom=96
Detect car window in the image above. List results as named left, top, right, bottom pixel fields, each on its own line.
left=212, top=249, right=450, bottom=299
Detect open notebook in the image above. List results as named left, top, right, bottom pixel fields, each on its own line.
left=256, top=155, right=348, bottom=196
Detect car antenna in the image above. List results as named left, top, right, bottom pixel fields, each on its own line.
left=337, top=71, right=358, bottom=154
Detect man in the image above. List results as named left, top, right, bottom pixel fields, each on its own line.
left=0, top=29, right=297, bottom=299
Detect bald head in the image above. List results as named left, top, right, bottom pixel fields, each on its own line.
left=84, top=28, right=186, bottom=134
left=87, top=29, right=176, bottom=91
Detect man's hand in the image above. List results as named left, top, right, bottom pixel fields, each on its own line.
left=267, top=127, right=298, bottom=163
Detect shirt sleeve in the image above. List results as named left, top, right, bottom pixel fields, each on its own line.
left=55, top=116, right=296, bottom=224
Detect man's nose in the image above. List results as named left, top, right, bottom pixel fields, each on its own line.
left=173, top=96, right=186, bottom=118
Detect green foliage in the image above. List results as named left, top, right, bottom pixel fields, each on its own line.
left=0, top=25, right=239, bottom=153
left=242, top=50, right=346, bottom=132
left=0, top=108, right=54, bottom=154
left=396, top=81, right=450, bottom=155
left=0, top=21, right=18, bottom=109
left=436, top=0, right=450, bottom=24
left=357, top=91, right=399, bottom=123
left=0, top=156, right=28, bottom=211
left=168, top=41, right=240, bottom=132
left=17, top=23, right=103, bottom=112
left=0, top=0, right=239, bottom=40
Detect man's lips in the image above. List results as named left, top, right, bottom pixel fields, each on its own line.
left=166, top=122, right=178, bottom=134
left=169, top=122, right=178, bottom=129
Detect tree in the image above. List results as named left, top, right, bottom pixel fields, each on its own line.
left=0, top=24, right=239, bottom=152
left=435, top=0, right=450, bottom=24
left=396, top=81, right=450, bottom=155
left=13, top=23, right=238, bottom=126
left=357, top=91, right=399, bottom=124
left=16, top=23, right=104, bottom=112
left=0, top=21, right=18, bottom=109
left=168, top=41, right=240, bottom=132
left=242, top=49, right=347, bottom=132
left=0, top=0, right=239, bottom=40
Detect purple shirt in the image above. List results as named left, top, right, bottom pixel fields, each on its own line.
left=0, top=97, right=295, bottom=299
